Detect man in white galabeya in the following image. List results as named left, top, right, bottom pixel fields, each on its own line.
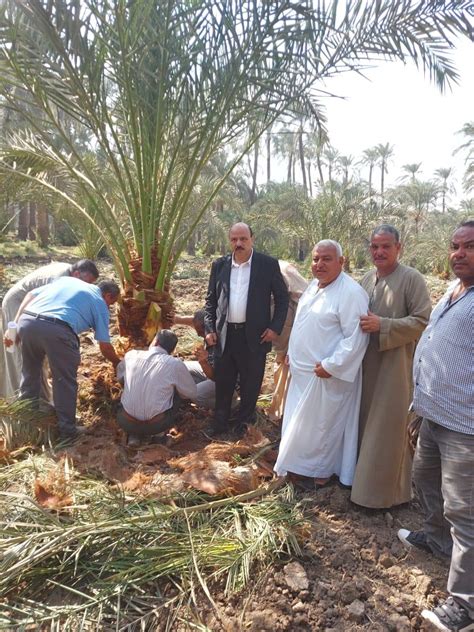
left=275, top=240, right=369, bottom=490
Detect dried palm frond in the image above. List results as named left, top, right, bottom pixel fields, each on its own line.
left=0, top=479, right=301, bottom=629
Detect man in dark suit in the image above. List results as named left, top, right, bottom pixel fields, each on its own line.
left=204, top=222, right=289, bottom=435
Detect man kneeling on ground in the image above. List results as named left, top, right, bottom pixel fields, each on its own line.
left=116, top=329, right=197, bottom=447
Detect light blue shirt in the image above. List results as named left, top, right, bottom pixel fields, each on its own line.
left=29, top=277, right=111, bottom=342
left=413, top=283, right=473, bottom=435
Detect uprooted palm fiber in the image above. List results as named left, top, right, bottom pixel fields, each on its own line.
left=118, top=247, right=174, bottom=345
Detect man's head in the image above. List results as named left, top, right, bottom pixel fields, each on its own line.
left=152, top=329, right=178, bottom=354
left=449, top=220, right=474, bottom=285
left=99, top=280, right=120, bottom=307
left=311, top=240, right=344, bottom=287
left=70, top=259, right=99, bottom=284
left=229, top=222, right=254, bottom=263
left=192, top=309, right=206, bottom=338
left=369, top=224, right=401, bottom=277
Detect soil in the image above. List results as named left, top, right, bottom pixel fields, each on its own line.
left=1, top=256, right=452, bottom=631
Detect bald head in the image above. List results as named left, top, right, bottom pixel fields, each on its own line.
left=229, top=222, right=252, bottom=238
left=229, top=222, right=254, bottom=263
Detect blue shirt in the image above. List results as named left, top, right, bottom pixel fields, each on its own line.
left=413, top=283, right=473, bottom=435
left=28, top=277, right=111, bottom=342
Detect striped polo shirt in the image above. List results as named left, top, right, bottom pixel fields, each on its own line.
left=413, top=282, right=473, bottom=435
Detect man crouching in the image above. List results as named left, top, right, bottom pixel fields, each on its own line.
left=116, top=330, right=197, bottom=447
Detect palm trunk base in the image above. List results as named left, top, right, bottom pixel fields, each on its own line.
left=117, top=248, right=174, bottom=346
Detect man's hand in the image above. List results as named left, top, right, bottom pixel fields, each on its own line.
left=3, top=334, right=14, bottom=348
left=205, top=332, right=217, bottom=346
left=195, top=346, right=209, bottom=364
left=314, top=362, right=331, bottom=378
left=360, top=310, right=381, bottom=333
left=260, top=328, right=278, bottom=343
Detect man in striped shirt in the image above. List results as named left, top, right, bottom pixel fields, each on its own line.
left=398, top=220, right=474, bottom=632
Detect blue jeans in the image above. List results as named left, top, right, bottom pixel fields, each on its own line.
left=413, top=418, right=474, bottom=615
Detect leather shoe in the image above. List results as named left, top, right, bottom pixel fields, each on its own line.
left=204, top=424, right=230, bottom=438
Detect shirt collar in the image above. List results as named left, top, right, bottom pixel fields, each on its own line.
left=232, top=249, right=253, bottom=268
left=147, top=345, right=169, bottom=355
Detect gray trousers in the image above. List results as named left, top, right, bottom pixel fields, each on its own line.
left=413, top=418, right=474, bottom=615
left=18, top=315, right=80, bottom=437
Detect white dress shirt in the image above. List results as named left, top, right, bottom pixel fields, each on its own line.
left=227, top=250, right=253, bottom=323
left=117, top=347, right=197, bottom=420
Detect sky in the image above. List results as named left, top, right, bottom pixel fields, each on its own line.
left=267, top=37, right=473, bottom=203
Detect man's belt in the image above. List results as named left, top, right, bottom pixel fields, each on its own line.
left=121, top=408, right=166, bottom=425
left=23, top=310, right=75, bottom=333
left=227, top=322, right=246, bottom=330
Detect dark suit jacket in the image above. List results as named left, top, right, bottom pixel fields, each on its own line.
left=204, top=251, right=289, bottom=356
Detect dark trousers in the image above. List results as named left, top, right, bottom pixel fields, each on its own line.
left=214, top=326, right=267, bottom=427
left=18, top=315, right=81, bottom=437
left=413, top=419, right=474, bottom=615
left=116, top=392, right=181, bottom=437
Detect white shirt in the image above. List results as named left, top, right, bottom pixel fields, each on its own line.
left=227, top=250, right=253, bottom=323
left=117, top=347, right=197, bottom=420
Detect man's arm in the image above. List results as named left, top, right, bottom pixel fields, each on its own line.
left=98, top=341, right=121, bottom=368
left=376, top=271, right=431, bottom=351
left=204, top=260, right=218, bottom=345
left=14, top=291, right=36, bottom=322
left=195, top=346, right=214, bottom=380
left=320, top=285, right=369, bottom=383
left=175, top=362, right=198, bottom=400
left=269, top=261, right=289, bottom=335
left=173, top=315, right=195, bottom=327
left=3, top=291, right=37, bottom=347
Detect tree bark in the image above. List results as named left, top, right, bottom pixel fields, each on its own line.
left=17, top=202, right=28, bottom=240
left=266, top=131, right=271, bottom=183
left=37, top=203, right=50, bottom=247
left=28, top=202, right=37, bottom=241
left=298, top=127, right=308, bottom=196
left=250, top=139, right=259, bottom=204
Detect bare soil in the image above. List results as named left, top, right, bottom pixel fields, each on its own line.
left=1, top=255, right=451, bottom=631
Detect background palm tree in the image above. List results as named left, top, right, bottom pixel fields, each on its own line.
left=361, top=147, right=379, bottom=205
left=455, top=122, right=474, bottom=194
left=434, top=167, right=454, bottom=213
left=402, top=163, right=423, bottom=182
left=376, top=142, right=395, bottom=209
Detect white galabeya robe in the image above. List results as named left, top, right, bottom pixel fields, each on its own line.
left=274, top=272, right=369, bottom=486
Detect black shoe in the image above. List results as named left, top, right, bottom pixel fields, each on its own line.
left=127, top=434, right=142, bottom=447
left=60, top=425, right=87, bottom=441
left=398, top=529, right=433, bottom=554
left=204, top=424, right=229, bottom=438
left=422, top=597, right=474, bottom=631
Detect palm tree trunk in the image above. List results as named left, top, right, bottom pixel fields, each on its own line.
left=17, top=202, right=28, bottom=240
left=250, top=139, right=259, bottom=204
left=266, top=131, right=271, bottom=183
left=287, top=153, right=293, bottom=183
left=37, top=203, right=49, bottom=247
left=28, top=202, right=37, bottom=241
left=298, top=127, right=308, bottom=196
left=316, top=151, right=324, bottom=187
left=380, top=161, right=385, bottom=209
left=368, top=164, right=373, bottom=205
left=307, top=163, right=313, bottom=197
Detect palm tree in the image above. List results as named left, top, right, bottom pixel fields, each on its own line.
left=273, top=128, right=297, bottom=184
left=402, top=163, right=423, bottom=182
left=0, top=0, right=471, bottom=343
left=455, top=122, right=474, bottom=194
left=338, top=155, right=354, bottom=187
left=376, top=143, right=395, bottom=209
left=322, top=146, right=340, bottom=194
left=434, top=167, right=453, bottom=213
left=361, top=147, right=379, bottom=205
